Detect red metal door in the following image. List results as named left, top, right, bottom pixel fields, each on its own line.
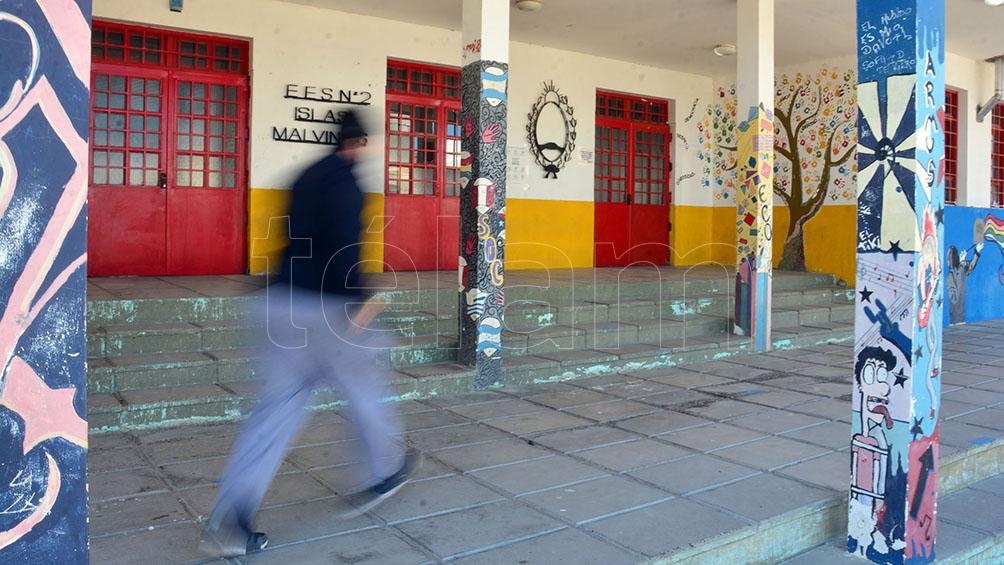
left=87, top=21, right=249, bottom=276
left=88, top=66, right=169, bottom=276
left=383, top=98, right=462, bottom=271
left=594, top=121, right=632, bottom=267
left=167, top=73, right=248, bottom=275
left=629, top=124, right=671, bottom=265
left=593, top=92, right=672, bottom=267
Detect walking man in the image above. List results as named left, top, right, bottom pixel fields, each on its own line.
left=199, top=111, right=417, bottom=558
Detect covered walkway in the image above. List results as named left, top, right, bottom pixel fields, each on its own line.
left=88, top=320, right=1004, bottom=564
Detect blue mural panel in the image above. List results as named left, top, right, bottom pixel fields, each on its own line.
left=0, top=1, right=91, bottom=562
left=943, top=206, right=1004, bottom=325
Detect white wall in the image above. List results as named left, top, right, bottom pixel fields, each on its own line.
left=94, top=0, right=714, bottom=206
left=711, top=52, right=999, bottom=209
left=946, top=52, right=996, bottom=208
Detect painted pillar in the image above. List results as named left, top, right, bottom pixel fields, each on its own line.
left=0, top=0, right=92, bottom=562
left=733, top=0, right=775, bottom=353
left=458, top=0, right=509, bottom=387
left=849, top=1, right=945, bottom=562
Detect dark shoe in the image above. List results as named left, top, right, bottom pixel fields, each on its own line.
left=341, top=450, right=422, bottom=517
left=198, top=519, right=268, bottom=558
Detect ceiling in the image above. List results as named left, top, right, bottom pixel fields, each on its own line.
left=279, top=0, right=1004, bottom=76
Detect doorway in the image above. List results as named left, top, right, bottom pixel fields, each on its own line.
left=593, top=90, right=673, bottom=267
left=88, top=22, right=249, bottom=276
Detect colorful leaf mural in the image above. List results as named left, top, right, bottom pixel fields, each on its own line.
left=0, top=1, right=91, bottom=562
left=708, top=66, right=858, bottom=271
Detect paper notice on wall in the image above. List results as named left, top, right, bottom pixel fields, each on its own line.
left=580, top=150, right=594, bottom=164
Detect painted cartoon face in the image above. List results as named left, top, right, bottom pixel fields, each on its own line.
left=859, top=358, right=893, bottom=430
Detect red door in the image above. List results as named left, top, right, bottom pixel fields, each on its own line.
left=593, top=92, right=672, bottom=267
left=89, top=67, right=169, bottom=275
left=167, top=74, right=248, bottom=274
left=383, top=61, right=463, bottom=272
left=88, top=22, right=249, bottom=276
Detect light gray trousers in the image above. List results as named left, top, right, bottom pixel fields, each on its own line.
left=208, top=285, right=403, bottom=528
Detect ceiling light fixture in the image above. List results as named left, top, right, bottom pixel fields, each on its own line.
left=986, top=0, right=1004, bottom=7
left=713, top=43, right=737, bottom=57
left=515, top=0, right=543, bottom=11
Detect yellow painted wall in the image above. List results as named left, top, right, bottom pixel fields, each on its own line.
left=249, top=189, right=855, bottom=283
left=671, top=204, right=857, bottom=285
left=248, top=188, right=384, bottom=274
left=505, top=198, right=594, bottom=270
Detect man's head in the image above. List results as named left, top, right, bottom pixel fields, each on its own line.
left=855, top=346, right=896, bottom=429
left=337, top=110, right=368, bottom=161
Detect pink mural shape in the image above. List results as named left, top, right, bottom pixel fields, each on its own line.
left=0, top=0, right=91, bottom=559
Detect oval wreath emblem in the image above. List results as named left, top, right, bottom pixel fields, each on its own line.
left=526, top=81, right=576, bottom=179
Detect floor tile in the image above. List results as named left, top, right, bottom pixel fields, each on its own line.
left=522, top=475, right=671, bottom=524
left=88, top=466, right=169, bottom=502
left=585, top=498, right=750, bottom=557
left=431, top=437, right=552, bottom=472
left=777, top=451, right=851, bottom=492
left=661, top=423, right=765, bottom=452
left=628, top=454, right=760, bottom=495
left=246, top=528, right=431, bottom=564
left=450, top=528, right=637, bottom=565
left=573, top=439, right=690, bottom=472
left=529, top=425, right=640, bottom=453
left=471, top=456, right=608, bottom=496
left=780, top=421, right=852, bottom=450
left=562, top=399, right=658, bottom=423
left=484, top=411, right=593, bottom=436
left=712, top=436, right=830, bottom=471
left=90, top=523, right=204, bottom=565
left=90, top=492, right=191, bottom=536
left=728, top=410, right=825, bottom=434
left=692, top=472, right=833, bottom=522
left=395, top=500, right=563, bottom=559
left=614, top=410, right=711, bottom=436
left=370, top=474, right=503, bottom=523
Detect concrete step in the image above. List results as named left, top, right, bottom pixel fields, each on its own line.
left=648, top=438, right=1004, bottom=565
left=87, top=300, right=853, bottom=361
left=87, top=323, right=854, bottom=432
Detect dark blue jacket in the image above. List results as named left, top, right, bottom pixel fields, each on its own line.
left=277, top=151, right=364, bottom=296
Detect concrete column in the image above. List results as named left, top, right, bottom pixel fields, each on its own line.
left=458, top=0, right=509, bottom=387
left=0, top=0, right=92, bottom=562
left=733, top=0, right=775, bottom=353
left=850, top=1, right=945, bottom=562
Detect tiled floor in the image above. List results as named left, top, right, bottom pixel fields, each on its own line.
left=88, top=320, right=1004, bottom=564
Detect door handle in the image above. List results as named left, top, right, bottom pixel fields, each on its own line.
left=626, top=193, right=632, bottom=205
left=159, top=172, right=168, bottom=189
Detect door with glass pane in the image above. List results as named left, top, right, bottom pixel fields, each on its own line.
left=167, top=73, right=247, bottom=274
left=629, top=124, right=671, bottom=265
left=383, top=99, right=463, bottom=271
left=593, top=91, right=672, bottom=267
left=88, top=66, right=169, bottom=275
left=88, top=21, right=248, bottom=276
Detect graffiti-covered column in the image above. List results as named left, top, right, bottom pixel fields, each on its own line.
left=459, top=0, right=509, bottom=387
left=734, top=0, right=775, bottom=352
left=0, top=0, right=92, bottom=562
left=849, top=1, right=945, bottom=562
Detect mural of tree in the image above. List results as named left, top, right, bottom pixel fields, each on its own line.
left=711, top=66, right=858, bottom=271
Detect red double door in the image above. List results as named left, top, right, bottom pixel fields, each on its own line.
left=383, top=97, right=463, bottom=271
left=593, top=117, right=672, bottom=267
left=88, top=60, right=248, bottom=276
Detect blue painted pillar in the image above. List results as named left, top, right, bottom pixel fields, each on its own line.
left=0, top=1, right=92, bottom=562
left=733, top=0, right=775, bottom=353
left=850, top=1, right=945, bottom=562
left=458, top=0, right=509, bottom=387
